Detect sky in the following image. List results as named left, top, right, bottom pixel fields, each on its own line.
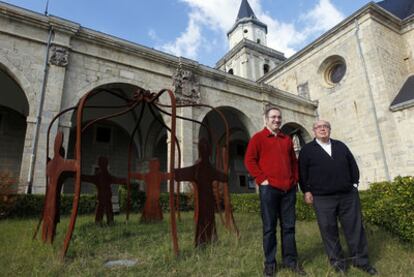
left=1, top=0, right=375, bottom=67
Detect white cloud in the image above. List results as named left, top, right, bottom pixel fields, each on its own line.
left=299, top=0, right=345, bottom=36
left=156, top=0, right=238, bottom=59
left=159, top=12, right=203, bottom=59
left=148, top=29, right=159, bottom=42
left=158, top=0, right=345, bottom=62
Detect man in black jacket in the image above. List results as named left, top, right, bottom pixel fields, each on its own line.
left=299, top=120, right=378, bottom=275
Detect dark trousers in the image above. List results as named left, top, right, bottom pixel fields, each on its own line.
left=260, top=185, right=298, bottom=266
left=313, top=190, right=370, bottom=267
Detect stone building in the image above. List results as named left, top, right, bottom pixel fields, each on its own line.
left=0, top=0, right=412, bottom=195
left=260, top=0, right=414, bottom=186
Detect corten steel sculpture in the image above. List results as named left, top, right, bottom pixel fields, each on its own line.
left=81, top=156, right=126, bottom=225
left=131, top=158, right=169, bottom=222
left=35, top=84, right=238, bottom=259
left=33, top=88, right=179, bottom=258
left=174, top=138, right=227, bottom=246
left=41, top=131, right=77, bottom=244
left=155, top=102, right=238, bottom=234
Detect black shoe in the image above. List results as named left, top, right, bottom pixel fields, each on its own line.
left=332, top=262, right=347, bottom=274
left=284, top=263, right=307, bottom=276
left=353, top=264, right=378, bottom=275
left=263, top=264, right=276, bottom=277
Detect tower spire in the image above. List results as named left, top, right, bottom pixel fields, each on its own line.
left=236, top=0, right=257, bottom=20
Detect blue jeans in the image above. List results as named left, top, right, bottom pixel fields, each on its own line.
left=260, top=185, right=298, bottom=267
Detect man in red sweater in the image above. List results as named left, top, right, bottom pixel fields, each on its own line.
left=245, top=107, right=305, bottom=277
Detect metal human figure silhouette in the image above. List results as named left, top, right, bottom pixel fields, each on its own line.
left=131, top=158, right=169, bottom=222
left=174, top=138, right=227, bottom=246
left=82, top=156, right=126, bottom=225
left=42, top=131, right=77, bottom=243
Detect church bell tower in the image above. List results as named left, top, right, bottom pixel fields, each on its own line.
left=216, top=0, right=285, bottom=81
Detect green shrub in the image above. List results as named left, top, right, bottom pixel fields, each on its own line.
left=231, top=193, right=260, bottom=213
left=230, top=192, right=316, bottom=220
left=118, top=185, right=146, bottom=212
left=118, top=186, right=191, bottom=213
left=2, top=194, right=96, bottom=218
left=295, top=193, right=316, bottom=221
left=362, top=176, right=414, bottom=243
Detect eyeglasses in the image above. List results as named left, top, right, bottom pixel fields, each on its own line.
left=314, top=124, right=330, bottom=130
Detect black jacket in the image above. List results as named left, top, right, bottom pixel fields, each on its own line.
left=298, top=139, right=359, bottom=196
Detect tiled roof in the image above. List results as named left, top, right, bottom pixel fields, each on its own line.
left=377, top=0, right=414, bottom=20
left=390, top=75, right=414, bottom=111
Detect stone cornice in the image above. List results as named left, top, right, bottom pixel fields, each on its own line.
left=0, top=1, right=49, bottom=29
left=0, top=1, right=316, bottom=113
left=0, top=2, right=80, bottom=34
left=194, top=64, right=317, bottom=110
left=216, top=38, right=285, bottom=68
left=259, top=2, right=404, bottom=83
left=74, top=27, right=180, bottom=66
left=390, top=99, right=414, bottom=112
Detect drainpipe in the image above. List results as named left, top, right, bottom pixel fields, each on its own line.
left=354, top=19, right=390, bottom=181
left=26, top=26, right=54, bottom=194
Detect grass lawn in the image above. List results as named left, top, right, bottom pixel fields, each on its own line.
left=1, top=212, right=413, bottom=276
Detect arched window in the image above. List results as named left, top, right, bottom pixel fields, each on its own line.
left=228, top=68, right=234, bottom=75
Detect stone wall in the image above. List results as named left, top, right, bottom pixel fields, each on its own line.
left=264, top=10, right=414, bottom=186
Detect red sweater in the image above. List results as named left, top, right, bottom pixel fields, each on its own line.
left=244, top=128, right=298, bottom=191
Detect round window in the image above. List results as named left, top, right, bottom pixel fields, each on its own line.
left=319, top=55, right=347, bottom=87
left=327, top=62, right=346, bottom=84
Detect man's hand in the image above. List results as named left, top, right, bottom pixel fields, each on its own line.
left=304, top=192, right=313, bottom=204
left=261, top=180, right=269, bottom=186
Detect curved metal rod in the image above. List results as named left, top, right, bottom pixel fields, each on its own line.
left=60, top=87, right=138, bottom=257
left=160, top=89, right=179, bottom=257
left=159, top=103, right=236, bottom=232
left=152, top=103, right=222, bottom=221
left=126, top=102, right=146, bottom=221
left=148, top=88, right=170, bottom=103
left=36, top=87, right=139, bottom=244
left=95, top=88, right=134, bottom=102
left=148, top=104, right=182, bottom=169
left=152, top=103, right=214, bottom=145
left=148, top=104, right=182, bottom=220
left=81, top=102, right=139, bottom=133
left=60, top=91, right=90, bottom=259
left=33, top=105, right=78, bottom=240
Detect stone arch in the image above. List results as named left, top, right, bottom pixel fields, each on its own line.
left=198, top=106, right=253, bottom=193
left=64, top=119, right=139, bottom=194
left=197, top=105, right=256, bottom=138
left=281, top=122, right=312, bottom=155
left=60, top=79, right=148, bottom=125
left=144, top=116, right=167, bottom=161
left=0, top=58, right=33, bottom=117
left=0, top=63, right=31, bottom=184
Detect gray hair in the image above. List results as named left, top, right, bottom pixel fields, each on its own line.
left=313, top=120, right=331, bottom=129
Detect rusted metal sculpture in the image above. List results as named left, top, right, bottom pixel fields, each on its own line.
left=174, top=138, right=227, bottom=246
left=131, top=158, right=169, bottom=222
left=41, top=131, right=77, bottom=243
left=36, top=83, right=240, bottom=259
left=81, top=156, right=126, bottom=225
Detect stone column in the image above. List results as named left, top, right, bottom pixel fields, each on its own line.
left=29, top=25, right=77, bottom=194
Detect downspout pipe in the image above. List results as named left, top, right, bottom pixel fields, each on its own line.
left=26, top=26, right=54, bottom=194
left=354, top=19, right=390, bottom=181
